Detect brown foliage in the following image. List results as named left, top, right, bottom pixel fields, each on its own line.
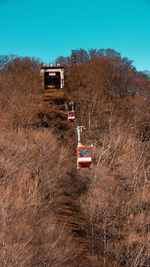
left=80, top=128, right=150, bottom=267
left=0, top=129, right=78, bottom=267
left=0, top=51, right=149, bottom=267
left=0, top=57, right=41, bottom=129
left=64, top=49, right=150, bottom=144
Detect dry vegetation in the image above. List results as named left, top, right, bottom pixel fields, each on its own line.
left=0, top=129, right=77, bottom=267
left=0, top=51, right=149, bottom=266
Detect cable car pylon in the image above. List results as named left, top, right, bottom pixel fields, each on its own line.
left=77, top=126, right=86, bottom=145
left=76, top=126, right=93, bottom=170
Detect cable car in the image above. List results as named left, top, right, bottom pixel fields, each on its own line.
left=68, top=111, right=75, bottom=123
left=68, top=101, right=76, bottom=111
left=77, top=145, right=93, bottom=169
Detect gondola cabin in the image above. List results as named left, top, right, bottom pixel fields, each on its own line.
left=40, top=64, right=64, bottom=89
left=68, top=111, right=75, bottom=123
left=77, top=145, right=93, bottom=169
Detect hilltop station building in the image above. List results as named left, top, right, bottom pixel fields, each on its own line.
left=40, top=64, right=64, bottom=90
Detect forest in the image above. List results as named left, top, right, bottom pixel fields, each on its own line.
left=0, top=49, right=149, bottom=267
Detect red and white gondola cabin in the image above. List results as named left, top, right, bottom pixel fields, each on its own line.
left=77, top=145, right=93, bottom=169
left=68, top=111, right=75, bottom=123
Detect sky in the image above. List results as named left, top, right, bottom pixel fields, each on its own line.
left=0, top=0, right=150, bottom=71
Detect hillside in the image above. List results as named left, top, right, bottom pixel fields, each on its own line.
left=0, top=51, right=149, bottom=267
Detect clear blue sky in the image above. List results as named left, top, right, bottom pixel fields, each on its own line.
left=0, top=0, right=150, bottom=71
